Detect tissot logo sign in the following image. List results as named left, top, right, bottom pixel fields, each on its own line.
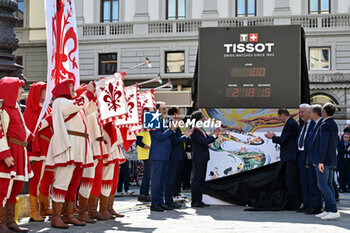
left=239, top=33, right=258, bottom=42
left=224, top=32, right=275, bottom=54
left=198, top=26, right=301, bottom=108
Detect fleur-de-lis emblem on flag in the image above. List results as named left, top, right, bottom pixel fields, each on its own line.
left=100, top=82, right=122, bottom=111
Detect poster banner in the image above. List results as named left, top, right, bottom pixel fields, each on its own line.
left=202, top=108, right=299, bottom=181
left=36, top=0, right=80, bottom=130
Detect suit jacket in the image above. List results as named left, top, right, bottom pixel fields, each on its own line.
left=318, top=118, right=339, bottom=166
left=337, top=136, right=350, bottom=160
left=191, top=127, right=216, bottom=163
left=170, top=127, right=188, bottom=161
left=149, top=119, right=175, bottom=161
left=272, top=117, right=299, bottom=162
left=305, top=118, right=323, bottom=165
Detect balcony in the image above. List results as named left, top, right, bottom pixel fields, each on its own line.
left=14, top=13, right=350, bottom=43
left=80, top=14, right=349, bottom=39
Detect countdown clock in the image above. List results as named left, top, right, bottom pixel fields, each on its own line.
left=198, top=26, right=301, bottom=108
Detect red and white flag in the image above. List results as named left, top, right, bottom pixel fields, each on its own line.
left=95, top=73, right=128, bottom=124
left=129, top=89, right=156, bottom=133
left=36, top=0, right=80, bottom=129
left=114, top=85, right=142, bottom=128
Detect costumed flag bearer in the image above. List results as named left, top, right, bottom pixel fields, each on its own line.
left=46, top=79, right=95, bottom=229
left=98, top=123, right=125, bottom=219
left=23, top=81, right=54, bottom=222
left=0, top=77, right=34, bottom=233
left=75, top=84, right=107, bottom=223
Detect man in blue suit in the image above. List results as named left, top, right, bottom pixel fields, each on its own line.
left=296, top=104, right=315, bottom=212
left=315, top=103, right=340, bottom=220
left=265, top=108, right=300, bottom=210
left=164, top=107, right=193, bottom=209
left=149, top=101, right=177, bottom=212
left=337, top=128, right=350, bottom=193
left=304, top=104, right=323, bottom=215
left=190, top=111, right=221, bottom=208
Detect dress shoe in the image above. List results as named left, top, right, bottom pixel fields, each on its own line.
left=138, top=195, right=151, bottom=202
left=304, top=208, right=322, bottom=215
left=191, top=203, right=203, bottom=208
left=160, top=204, right=173, bottom=210
left=200, top=201, right=210, bottom=207
left=321, top=211, right=341, bottom=220
left=315, top=211, right=328, bottom=218
left=150, top=205, right=164, bottom=212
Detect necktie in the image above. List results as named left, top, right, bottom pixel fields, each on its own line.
left=298, top=122, right=308, bottom=149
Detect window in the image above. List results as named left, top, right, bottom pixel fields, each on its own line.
left=236, top=0, right=256, bottom=17
left=165, top=51, right=185, bottom=73
left=101, top=0, right=119, bottom=23
left=166, top=0, right=186, bottom=20
left=309, top=47, right=330, bottom=70
left=99, top=53, right=118, bottom=75
left=15, top=0, right=24, bottom=27
left=309, top=0, right=330, bottom=14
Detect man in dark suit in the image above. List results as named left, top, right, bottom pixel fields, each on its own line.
left=265, top=108, right=300, bottom=210
left=337, top=129, right=350, bottom=193
left=314, top=103, right=340, bottom=220
left=190, top=111, right=221, bottom=208
left=149, top=101, right=177, bottom=212
left=304, top=104, right=323, bottom=214
left=163, top=107, right=192, bottom=209
left=296, top=104, right=315, bottom=212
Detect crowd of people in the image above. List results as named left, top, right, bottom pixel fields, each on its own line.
left=136, top=103, right=222, bottom=211
left=265, top=103, right=342, bottom=220
left=0, top=76, right=347, bottom=233
left=0, top=78, right=127, bottom=232
left=0, top=77, right=223, bottom=232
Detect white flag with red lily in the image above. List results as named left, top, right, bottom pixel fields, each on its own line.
left=114, top=85, right=142, bottom=128
left=129, top=89, right=156, bottom=133
left=95, top=73, right=128, bottom=124
left=35, top=0, right=80, bottom=130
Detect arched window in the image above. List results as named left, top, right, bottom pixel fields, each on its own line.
left=310, top=93, right=339, bottom=110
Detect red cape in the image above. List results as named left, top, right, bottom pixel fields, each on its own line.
left=23, top=82, right=51, bottom=158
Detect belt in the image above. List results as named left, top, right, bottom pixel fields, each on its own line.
left=39, top=134, right=50, bottom=143
left=96, top=136, right=104, bottom=142
left=67, top=130, right=89, bottom=139
left=8, top=137, right=28, bottom=147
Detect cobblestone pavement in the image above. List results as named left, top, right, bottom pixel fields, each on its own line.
left=21, top=190, right=350, bottom=233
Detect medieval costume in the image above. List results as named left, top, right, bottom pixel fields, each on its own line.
left=23, top=81, right=53, bottom=222
left=79, top=102, right=109, bottom=222
left=99, top=123, right=126, bottom=219
left=46, top=79, right=94, bottom=229
left=0, top=77, right=33, bottom=233
left=73, top=84, right=106, bottom=223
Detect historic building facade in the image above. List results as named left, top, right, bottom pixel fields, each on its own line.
left=13, top=0, right=350, bottom=122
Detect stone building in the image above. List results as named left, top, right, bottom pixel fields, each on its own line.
left=13, top=0, right=350, bottom=122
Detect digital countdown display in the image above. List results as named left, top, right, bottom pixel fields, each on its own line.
left=198, top=26, right=301, bottom=108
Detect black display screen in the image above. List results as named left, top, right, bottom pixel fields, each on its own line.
left=198, top=26, right=301, bottom=108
